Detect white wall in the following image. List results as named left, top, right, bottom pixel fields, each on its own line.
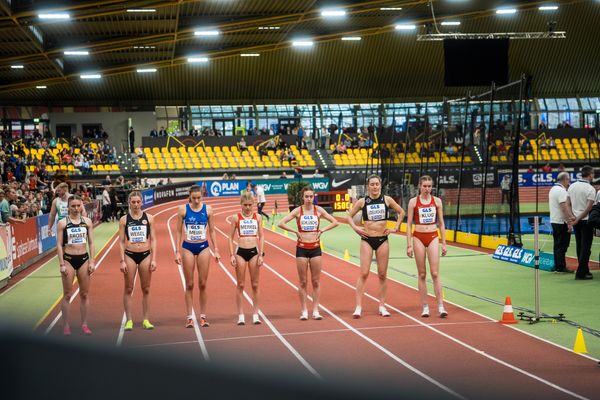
left=48, top=111, right=157, bottom=150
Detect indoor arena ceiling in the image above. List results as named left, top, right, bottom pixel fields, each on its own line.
left=0, top=0, right=598, bottom=106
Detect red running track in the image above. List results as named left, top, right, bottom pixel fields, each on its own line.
left=38, top=196, right=600, bottom=400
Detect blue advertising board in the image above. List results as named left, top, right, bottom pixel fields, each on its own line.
left=36, top=213, right=57, bottom=253
left=492, top=244, right=554, bottom=271
left=498, top=172, right=581, bottom=187
left=205, top=180, right=247, bottom=197
left=141, top=189, right=154, bottom=209
left=204, top=178, right=330, bottom=197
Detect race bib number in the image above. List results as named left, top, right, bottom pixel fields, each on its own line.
left=186, top=224, right=206, bottom=241
left=239, top=219, right=258, bottom=236
left=418, top=206, right=437, bottom=224
left=366, top=204, right=385, bottom=221
left=128, top=225, right=147, bottom=243
left=67, top=227, right=87, bottom=245
left=299, top=215, right=319, bottom=231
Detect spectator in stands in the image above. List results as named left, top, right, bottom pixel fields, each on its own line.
left=542, top=163, right=552, bottom=173
left=501, top=175, right=511, bottom=204
left=527, top=165, right=535, bottom=173
left=222, top=173, right=229, bottom=180
left=300, top=137, right=308, bottom=150
left=287, top=149, right=296, bottom=162
left=380, top=146, right=390, bottom=160
left=293, top=168, right=303, bottom=180
left=313, top=169, right=323, bottom=178
left=538, top=121, right=547, bottom=131
left=102, top=175, right=112, bottom=186
left=230, top=174, right=237, bottom=181
left=0, top=189, right=24, bottom=224
left=266, top=138, right=276, bottom=151
left=116, top=175, right=125, bottom=186
left=280, top=172, right=288, bottom=179
left=335, top=143, right=347, bottom=154
left=521, top=138, right=533, bottom=155
left=258, top=146, right=268, bottom=160
left=159, top=126, right=167, bottom=136
left=278, top=149, right=287, bottom=162
left=445, top=144, right=457, bottom=156
left=568, top=165, right=596, bottom=280
left=109, top=187, right=119, bottom=221
left=558, top=163, right=566, bottom=172
left=150, top=128, right=158, bottom=137
left=239, top=137, right=248, bottom=153
left=548, top=136, right=557, bottom=149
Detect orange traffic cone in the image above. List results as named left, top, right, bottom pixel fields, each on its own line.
left=499, top=296, right=518, bottom=324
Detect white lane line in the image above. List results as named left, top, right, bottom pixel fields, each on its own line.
left=115, top=204, right=184, bottom=347
left=262, top=230, right=591, bottom=400
left=210, top=248, right=322, bottom=379
left=134, top=320, right=496, bottom=348
left=210, top=217, right=461, bottom=398
left=44, top=235, right=120, bottom=335
left=166, top=212, right=210, bottom=361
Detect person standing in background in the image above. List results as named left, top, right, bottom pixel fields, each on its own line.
left=549, top=172, right=575, bottom=273
left=500, top=175, right=511, bottom=204
left=129, top=126, right=135, bottom=153
left=568, top=165, right=596, bottom=280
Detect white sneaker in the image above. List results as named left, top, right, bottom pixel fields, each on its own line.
left=352, top=306, right=362, bottom=319
left=237, top=314, right=245, bottom=325
left=421, top=304, right=430, bottom=318
left=252, top=314, right=261, bottom=325
left=312, top=311, right=323, bottom=320
left=299, top=310, right=308, bottom=321
left=379, top=306, right=391, bottom=317
left=438, top=304, right=448, bottom=318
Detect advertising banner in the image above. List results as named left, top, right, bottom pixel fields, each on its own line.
left=153, top=182, right=194, bottom=204
left=492, top=244, right=554, bottom=271
left=11, top=218, right=39, bottom=267
left=254, top=178, right=330, bottom=195
left=0, top=225, right=12, bottom=282
left=141, top=189, right=155, bottom=209
left=37, top=214, right=57, bottom=253
left=497, top=172, right=581, bottom=187
left=205, top=180, right=247, bottom=198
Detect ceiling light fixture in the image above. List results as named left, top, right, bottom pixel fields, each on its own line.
left=258, top=26, right=280, bottom=30
left=126, top=9, right=156, bottom=13
left=539, top=5, right=559, bottom=11
left=136, top=68, right=157, bottom=73
left=395, top=24, right=416, bottom=30
left=441, top=21, right=461, bottom=26
left=380, top=7, right=403, bottom=11
left=64, top=50, right=89, bottom=55
left=188, top=56, right=209, bottom=63
left=11, top=65, right=24, bottom=69
left=38, top=13, right=70, bottom=20
left=292, top=40, right=314, bottom=47
left=194, top=30, right=220, bottom=36
left=496, top=8, right=517, bottom=14
left=240, top=53, right=260, bottom=57
left=321, top=9, right=346, bottom=17
left=80, top=74, right=101, bottom=79
left=341, top=36, right=362, bottom=41
left=36, top=85, right=47, bottom=89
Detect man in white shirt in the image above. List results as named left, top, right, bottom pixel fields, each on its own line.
left=567, top=166, right=596, bottom=279
left=101, top=185, right=111, bottom=223
left=500, top=175, right=511, bottom=204
left=252, top=183, right=269, bottom=221
left=549, top=172, right=575, bottom=273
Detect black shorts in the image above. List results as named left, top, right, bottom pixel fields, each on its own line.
left=63, top=253, right=90, bottom=270
left=236, top=247, right=259, bottom=262
left=125, top=249, right=151, bottom=265
left=296, top=247, right=322, bottom=258
left=362, top=235, right=388, bottom=251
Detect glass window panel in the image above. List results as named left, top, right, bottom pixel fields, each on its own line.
left=590, top=98, right=600, bottom=110
left=545, top=98, right=558, bottom=110
left=580, top=98, right=592, bottom=110
left=547, top=112, right=559, bottom=128
left=567, top=98, right=579, bottom=110
left=556, top=98, right=568, bottom=110
left=537, top=99, right=546, bottom=111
